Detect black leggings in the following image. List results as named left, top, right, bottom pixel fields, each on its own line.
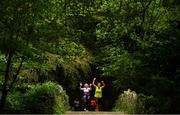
left=82, top=95, right=90, bottom=110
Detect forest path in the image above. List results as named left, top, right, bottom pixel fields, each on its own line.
left=63, top=111, right=125, bottom=115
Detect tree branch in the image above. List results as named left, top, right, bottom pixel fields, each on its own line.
left=8, top=56, right=25, bottom=92
left=140, top=0, right=153, bottom=40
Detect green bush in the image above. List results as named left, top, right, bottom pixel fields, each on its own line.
left=25, top=82, right=70, bottom=114
left=6, top=82, right=70, bottom=114
left=136, top=94, right=159, bottom=114
left=113, top=89, right=159, bottom=114
left=113, top=89, right=138, bottom=113
left=6, top=91, right=25, bottom=113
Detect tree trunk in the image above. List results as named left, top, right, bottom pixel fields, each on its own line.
left=0, top=52, right=13, bottom=109
left=8, top=57, right=24, bottom=92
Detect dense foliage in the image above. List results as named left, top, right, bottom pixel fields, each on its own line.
left=25, top=82, right=70, bottom=114
left=6, top=82, right=70, bottom=114
left=0, top=0, right=180, bottom=113
left=113, top=89, right=160, bottom=114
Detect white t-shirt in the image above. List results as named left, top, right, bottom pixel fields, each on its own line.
left=81, top=88, right=91, bottom=93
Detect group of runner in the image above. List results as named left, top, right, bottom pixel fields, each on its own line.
left=74, top=78, right=105, bottom=111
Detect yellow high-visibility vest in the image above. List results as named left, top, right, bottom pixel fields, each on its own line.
left=95, top=87, right=102, bottom=98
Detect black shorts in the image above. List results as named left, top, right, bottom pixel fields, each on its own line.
left=96, top=98, right=102, bottom=105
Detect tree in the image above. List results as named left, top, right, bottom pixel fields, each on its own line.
left=93, top=0, right=177, bottom=112
left=95, top=0, right=171, bottom=87
left=0, top=0, right=63, bottom=109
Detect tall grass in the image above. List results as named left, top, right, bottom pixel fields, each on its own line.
left=113, top=89, right=159, bottom=114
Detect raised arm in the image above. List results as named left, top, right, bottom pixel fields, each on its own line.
left=79, top=83, right=84, bottom=90
left=89, top=83, right=92, bottom=90
left=93, top=78, right=97, bottom=87
left=101, top=81, right=105, bottom=88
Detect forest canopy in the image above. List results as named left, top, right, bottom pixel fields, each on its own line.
left=0, top=0, right=180, bottom=113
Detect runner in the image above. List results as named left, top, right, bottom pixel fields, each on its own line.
left=92, top=78, right=105, bottom=111
left=73, top=97, right=80, bottom=111
left=90, top=98, right=97, bottom=111
left=80, top=83, right=92, bottom=111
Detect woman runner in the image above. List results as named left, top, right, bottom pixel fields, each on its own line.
left=80, top=83, right=92, bottom=111
left=92, top=78, right=105, bottom=111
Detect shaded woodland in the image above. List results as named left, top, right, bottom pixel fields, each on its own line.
left=0, top=0, right=180, bottom=113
